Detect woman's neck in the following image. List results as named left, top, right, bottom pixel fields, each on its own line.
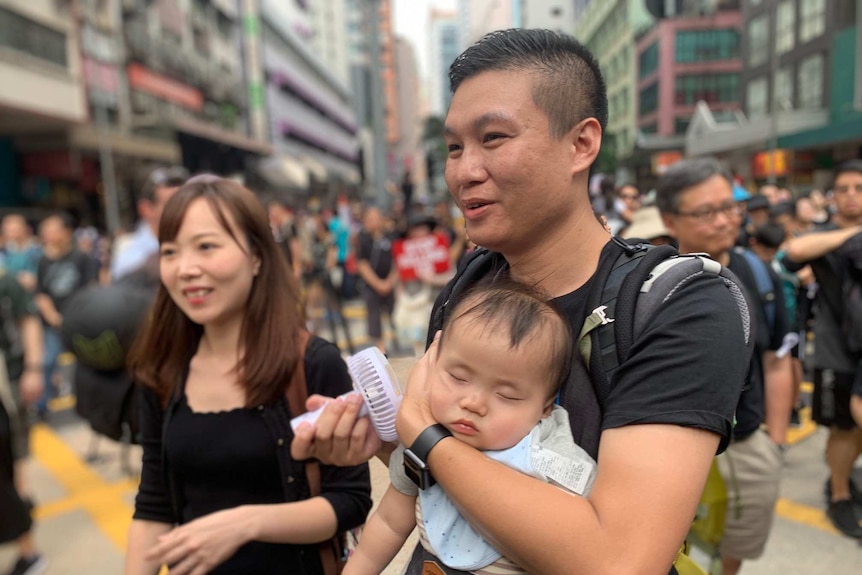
left=197, top=318, right=244, bottom=365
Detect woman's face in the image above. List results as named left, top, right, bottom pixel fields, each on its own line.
left=159, top=198, right=260, bottom=330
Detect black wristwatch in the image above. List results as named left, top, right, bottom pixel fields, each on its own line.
left=403, top=424, right=452, bottom=490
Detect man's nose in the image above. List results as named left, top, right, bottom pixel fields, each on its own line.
left=446, top=147, right=487, bottom=190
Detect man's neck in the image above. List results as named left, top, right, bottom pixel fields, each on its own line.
left=834, top=213, right=862, bottom=229
left=505, top=213, right=610, bottom=298
left=678, top=243, right=730, bottom=267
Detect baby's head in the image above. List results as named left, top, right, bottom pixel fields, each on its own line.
left=431, top=280, right=574, bottom=451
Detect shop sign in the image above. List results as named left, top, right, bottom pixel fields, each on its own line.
left=651, top=151, right=683, bottom=175
left=127, top=63, right=204, bottom=112
left=752, top=150, right=791, bottom=179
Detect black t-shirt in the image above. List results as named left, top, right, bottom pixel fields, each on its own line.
left=782, top=223, right=859, bottom=372
left=727, top=250, right=788, bottom=440
left=357, top=231, right=394, bottom=279
left=434, top=241, right=746, bottom=459
left=36, top=248, right=97, bottom=315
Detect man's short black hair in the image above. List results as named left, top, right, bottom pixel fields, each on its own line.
left=654, top=157, right=733, bottom=215
left=43, top=210, right=76, bottom=231
left=141, top=166, right=189, bottom=203
left=753, top=223, right=786, bottom=249
left=449, top=28, right=608, bottom=139
left=833, top=159, right=862, bottom=186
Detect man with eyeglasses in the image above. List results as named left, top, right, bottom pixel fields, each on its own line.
left=656, top=157, right=793, bottom=575
left=782, top=159, right=862, bottom=538
left=111, top=166, right=188, bottom=283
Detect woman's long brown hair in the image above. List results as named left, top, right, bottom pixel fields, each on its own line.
left=128, top=177, right=304, bottom=408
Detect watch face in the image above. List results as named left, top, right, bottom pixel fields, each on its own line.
left=404, top=449, right=430, bottom=489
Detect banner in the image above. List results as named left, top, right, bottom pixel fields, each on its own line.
left=392, top=233, right=451, bottom=282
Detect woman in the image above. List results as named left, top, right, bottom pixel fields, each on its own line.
left=124, top=176, right=371, bottom=575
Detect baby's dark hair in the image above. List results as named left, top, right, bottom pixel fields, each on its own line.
left=440, top=279, right=574, bottom=398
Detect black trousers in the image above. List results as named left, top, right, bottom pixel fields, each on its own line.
left=0, top=402, right=31, bottom=544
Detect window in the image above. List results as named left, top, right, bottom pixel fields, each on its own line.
left=640, top=83, right=658, bottom=116
left=675, top=29, right=740, bottom=63
left=774, top=66, right=794, bottom=110
left=639, top=41, right=658, bottom=79
left=748, top=16, right=768, bottom=68
left=675, top=118, right=691, bottom=135
left=798, top=53, right=824, bottom=109
left=641, top=123, right=657, bottom=134
left=747, top=76, right=768, bottom=118
left=0, top=7, right=67, bottom=67
left=800, top=0, right=826, bottom=43
left=775, top=0, right=795, bottom=55
left=674, top=74, right=740, bottom=106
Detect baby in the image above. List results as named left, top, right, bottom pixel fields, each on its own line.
left=345, top=279, right=596, bottom=575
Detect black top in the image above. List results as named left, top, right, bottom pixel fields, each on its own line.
left=356, top=232, right=394, bottom=280
left=36, top=248, right=98, bottom=315
left=133, top=336, right=372, bottom=575
left=782, top=223, right=860, bottom=372
left=431, top=240, right=746, bottom=460
left=727, top=250, right=788, bottom=440
left=555, top=252, right=744, bottom=455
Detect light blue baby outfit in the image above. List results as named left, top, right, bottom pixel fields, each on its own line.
left=390, top=406, right=596, bottom=571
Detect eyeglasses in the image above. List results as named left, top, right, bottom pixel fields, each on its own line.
left=148, top=166, right=190, bottom=188
left=833, top=184, right=862, bottom=195
left=675, top=202, right=742, bottom=223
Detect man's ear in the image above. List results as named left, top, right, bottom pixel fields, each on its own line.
left=569, top=118, right=602, bottom=178
left=661, top=212, right=677, bottom=239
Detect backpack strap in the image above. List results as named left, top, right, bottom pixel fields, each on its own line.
left=577, top=237, right=654, bottom=407
left=734, top=247, right=776, bottom=330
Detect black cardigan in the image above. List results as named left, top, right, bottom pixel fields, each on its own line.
left=133, top=336, right=372, bottom=572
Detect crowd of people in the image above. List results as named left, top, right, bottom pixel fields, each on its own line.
left=0, top=27, right=859, bottom=575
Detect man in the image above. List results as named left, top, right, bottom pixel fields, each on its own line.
left=294, top=30, right=747, bottom=575
left=657, top=158, right=793, bottom=575
left=605, top=183, right=641, bottom=235
left=111, top=166, right=187, bottom=283
left=0, top=215, right=41, bottom=292
left=33, top=213, right=98, bottom=416
left=783, top=159, right=862, bottom=538
left=268, top=198, right=302, bottom=281
left=355, top=206, right=398, bottom=353
left=0, top=267, right=46, bottom=575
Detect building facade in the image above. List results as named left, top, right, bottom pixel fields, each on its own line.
left=521, top=0, right=575, bottom=33
left=260, top=0, right=360, bottom=203
left=428, top=8, right=460, bottom=116
left=575, top=0, right=654, bottom=163
left=687, top=0, right=859, bottom=189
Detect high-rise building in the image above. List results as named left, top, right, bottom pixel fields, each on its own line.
left=259, top=0, right=361, bottom=201
left=521, top=0, right=575, bottom=33
left=458, top=0, right=517, bottom=45
left=310, top=0, right=351, bottom=88
left=575, top=1, right=655, bottom=162
left=686, top=0, right=861, bottom=188
left=429, top=9, right=461, bottom=116
left=394, top=36, right=422, bottom=186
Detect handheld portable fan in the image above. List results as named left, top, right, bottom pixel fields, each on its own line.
left=290, top=347, right=403, bottom=442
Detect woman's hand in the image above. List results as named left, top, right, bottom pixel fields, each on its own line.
left=144, top=507, right=254, bottom=575
left=395, top=332, right=441, bottom=447
left=291, top=394, right=383, bottom=466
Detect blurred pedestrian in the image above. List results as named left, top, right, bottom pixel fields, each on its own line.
left=0, top=262, right=46, bottom=575
left=112, top=166, right=187, bottom=284
left=33, top=212, right=98, bottom=417
left=356, top=206, right=397, bottom=353
left=125, top=176, right=371, bottom=574
left=0, top=215, right=41, bottom=293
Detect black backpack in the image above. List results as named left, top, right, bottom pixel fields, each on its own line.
left=429, top=237, right=752, bottom=404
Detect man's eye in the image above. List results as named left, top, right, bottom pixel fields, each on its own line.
left=447, top=144, right=462, bottom=153
left=483, top=133, right=504, bottom=143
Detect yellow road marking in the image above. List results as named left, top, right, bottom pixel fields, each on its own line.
left=786, top=407, right=817, bottom=445
left=31, top=424, right=135, bottom=550
left=774, top=498, right=840, bottom=535
left=48, top=394, right=76, bottom=412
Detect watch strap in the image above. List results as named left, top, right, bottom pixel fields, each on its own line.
left=408, top=423, right=453, bottom=463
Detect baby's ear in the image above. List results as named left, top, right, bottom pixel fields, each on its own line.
left=542, top=401, right=555, bottom=418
